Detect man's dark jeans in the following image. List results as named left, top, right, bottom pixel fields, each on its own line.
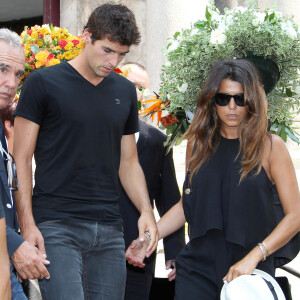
left=38, top=219, right=126, bottom=300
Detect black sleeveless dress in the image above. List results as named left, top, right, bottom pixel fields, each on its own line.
left=175, top=136, right=277, bottom=300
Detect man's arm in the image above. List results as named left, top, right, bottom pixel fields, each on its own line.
left=12, top=116, right=50, bottom=281
left=119, top=134, right=158, bottom=255
left=0, top=218, right=11, bottom=300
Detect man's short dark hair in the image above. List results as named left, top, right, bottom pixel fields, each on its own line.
left=84, top=3, right=141, bottom=46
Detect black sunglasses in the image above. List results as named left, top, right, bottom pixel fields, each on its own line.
left=214, top=93, right=245, bottom=107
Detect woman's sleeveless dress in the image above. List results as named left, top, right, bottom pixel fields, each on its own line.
left=175, top=136, right=277, bottom=300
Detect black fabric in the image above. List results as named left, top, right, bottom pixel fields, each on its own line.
left=175, top=230, right=275, bottom=300
left=183, top=136, right=277, bottom=250
left=0, top=121, right=24, bottom=256
left=0, top=196, right=4, bottom=219
left=15, top=63, right=139, bottom=225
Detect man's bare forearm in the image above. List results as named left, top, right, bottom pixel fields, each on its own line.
left=119, top=160, right=152, bottom=214
left=14, top=158, right=35, bottom=230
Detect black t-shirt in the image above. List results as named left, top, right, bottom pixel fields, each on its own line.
left=15, top=62, right=138, bottom=224
left=0, top=201, right=4, bottom=219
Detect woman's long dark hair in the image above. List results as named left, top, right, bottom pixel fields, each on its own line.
left=184, top=59, right=269, bottom=182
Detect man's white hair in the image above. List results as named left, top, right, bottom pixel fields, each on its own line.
left=0, top=28, right=23, bottom=51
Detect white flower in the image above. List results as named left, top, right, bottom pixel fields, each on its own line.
left=281, top=21, right=297, bottom=39
left=165, top=61, right=171, bottom=67
left=294, top=85, right=300, bottom=96
left=274, top=11, right=283, bottom=20
left=211, top=11, right=222, bottom=22
left=233, top=6, right=247, bottom=14
left=177, top=83, right=188, bottom=93
left=185, top=110, right=194, bottom=123
left=225, top=14, right=234, bottom=27
left=254, top=12, right=266, bottom=23
left=42, top=24, right=51, bottom=31
left=217, top=19, right=227, bottom=33
left=168, top=40, right=180, bottom=52
left=191, top=28, right=199, bottom=35
left=210, top=30, right=226, bottom=44
left=252, top=18, right=259, bottom=27
left=142, top=89, right=151, bottom=98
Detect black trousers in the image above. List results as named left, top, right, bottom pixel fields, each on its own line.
left=175, top=230, right=275, bottom=300
left=124, top=255, right=156, bottom=300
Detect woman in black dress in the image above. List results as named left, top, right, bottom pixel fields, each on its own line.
left=126, top=59, right=300, bottom=299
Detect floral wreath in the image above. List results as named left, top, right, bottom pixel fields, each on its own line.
left=144, top=1, right=300, bottom=152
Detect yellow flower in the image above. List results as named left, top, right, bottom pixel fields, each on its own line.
left=31, top=32, right=38, bottom=39
left=64, top=43, right=73, bottom=51
left=37, top=40, right=43, bottom=47
left=48, top=58, right=60, bottom=66
left=35, top=61, right=45, bottom=68
left=35, top=50, right=49, bottom=63
left=64, top=51, right=73, bottom=60
left=57, top=54, right=64, bottom=60
left=77, top=40, right=85, bottom=48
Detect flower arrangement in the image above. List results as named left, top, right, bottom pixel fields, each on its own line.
left=20, top=24, right=85, bottom=82
left=156, top=1, right=300, bottom=151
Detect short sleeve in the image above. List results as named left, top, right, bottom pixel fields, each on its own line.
left=0, top=201, right=4, bottom=219
left=123, top=86, right=139, bottom=135
left=14, top=70, right=47, bottom=125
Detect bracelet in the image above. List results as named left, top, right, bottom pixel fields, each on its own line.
left=262, top=242, right=269, bottom=256
left=257, top=243, right=267, bottom=261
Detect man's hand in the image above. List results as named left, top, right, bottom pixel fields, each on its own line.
left=11, top=241, right=50, bottom=282
left=137, top=210, right=158, bottom=256
left=165, top=259, right=176, bottom=281
left=21, top=224, right=46, bottom=256
left=125, top=237, right=149, bottom=268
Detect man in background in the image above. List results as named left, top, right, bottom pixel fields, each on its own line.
left=119, top=62, right=185, bottom=300
left=0, top=28, right=50, bottom=300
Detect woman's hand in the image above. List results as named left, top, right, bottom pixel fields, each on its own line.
left=125, top=236, right=150, bottom=268
left=223, top=246, right=263, bottom=282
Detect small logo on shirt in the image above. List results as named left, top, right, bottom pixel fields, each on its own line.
left=115, top=99, right=121, bottom=105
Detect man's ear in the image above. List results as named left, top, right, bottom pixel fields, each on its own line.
left=82, top=28, right=92, bottom=44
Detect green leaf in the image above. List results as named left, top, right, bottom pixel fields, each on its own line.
left=137, top=101, right=141, bottom=110
left=286, top=88, right=293, bottom=97
left=30, top=44, right=40, bottom=55
left=205, top=6, right=212, bottom=21
left=23, top=34, right=29, bottom=43
left=25, top=63, right=34, bottom=71
left=50, top=23, right=54, bottom=31
left=264, top=13, right=269, bottom=21
left=194, top=21, right=207, bottom=30
left=284, top=126, right=300, bottom=144
left=269, top=12, right=275, bottom=21
left=281, top=129, right=287, bottom=142
left=173, top=32, right=180, bottom=39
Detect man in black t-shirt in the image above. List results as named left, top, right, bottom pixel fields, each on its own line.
left=14, top=4, right=158, bottom=300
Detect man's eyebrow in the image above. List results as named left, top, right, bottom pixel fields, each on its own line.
left=0, top=63, right=10, bottom=68
left=17, top=70, right=25, bottom=76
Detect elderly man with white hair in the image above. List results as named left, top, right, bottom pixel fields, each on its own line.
left=0, top=28, right=50, bottom=300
